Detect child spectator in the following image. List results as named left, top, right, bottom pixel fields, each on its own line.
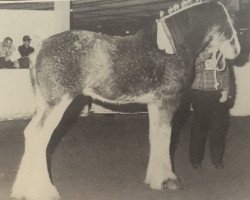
left=0, top=37, right=15, bottom=68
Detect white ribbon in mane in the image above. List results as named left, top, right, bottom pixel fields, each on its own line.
left=156, top=19, right=176, bottom=54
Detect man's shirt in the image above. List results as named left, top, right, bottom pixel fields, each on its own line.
left=18, top=44, right=34, bottom=57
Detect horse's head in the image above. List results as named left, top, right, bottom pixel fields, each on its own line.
left=204, top=2, right=240, bottom=59
left=156, top=1, right=241, bottom=65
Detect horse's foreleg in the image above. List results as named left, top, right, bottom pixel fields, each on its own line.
left=11, top=94, right=73, bottom=200
left=145, top=103, right=182, bottom=190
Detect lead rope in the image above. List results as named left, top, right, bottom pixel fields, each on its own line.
left=209, top=29, right=237, bottom=89
left=211, top=50, right=225, bottom=89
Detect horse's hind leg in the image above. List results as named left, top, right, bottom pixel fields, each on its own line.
left=11, top=94, right=73, bottom=200
left=145, top=103, right=182, bottom=191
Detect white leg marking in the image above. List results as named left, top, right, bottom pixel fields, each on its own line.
left=145, top=104, right=177, bottom=190
left=12, top=95, right=73, bottom=200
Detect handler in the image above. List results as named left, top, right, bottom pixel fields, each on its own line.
left=189, top=45, right=231, bottom=169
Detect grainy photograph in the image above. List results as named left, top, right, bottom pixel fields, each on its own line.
left=0, top=0, right=249, bottom=200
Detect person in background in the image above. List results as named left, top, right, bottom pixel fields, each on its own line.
left=0, top=37, right=16, bottom=69
left=18, top=35, right=34, bottom=69
left=189, top=45, right=231, bottom=170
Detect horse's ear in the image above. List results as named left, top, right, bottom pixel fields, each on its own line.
left=156, top=19, right=175, bottom=54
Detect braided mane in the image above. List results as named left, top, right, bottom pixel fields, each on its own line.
left=160, top=0, right=212, bottom=19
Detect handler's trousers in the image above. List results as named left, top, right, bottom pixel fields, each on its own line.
left=189, top=89, right=230, bottom=166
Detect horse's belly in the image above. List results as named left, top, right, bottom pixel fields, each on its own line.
left=83, top=88, right=155, bottom=104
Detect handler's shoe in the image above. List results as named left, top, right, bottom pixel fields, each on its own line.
left=214, top=162, right=224, bottom=169
left=192, top=163, right=202, bottom=170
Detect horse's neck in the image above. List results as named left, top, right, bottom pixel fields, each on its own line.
left=135, top=15, right=211, bottom=68
left=167, top=16, right=214, bottom=68
left=135, top=21, right=159, bottom=49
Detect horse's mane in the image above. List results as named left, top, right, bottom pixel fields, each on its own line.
left=136, top=1, right=213, bottom=48
left=137, top=0, right=234, bottom=69
left=169, top=1, right=233, bottom=63
left=163, top=1, right=233, bottom=50
left=162, top=0, right=210, bottom=19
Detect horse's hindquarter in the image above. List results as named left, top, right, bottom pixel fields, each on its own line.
left=35, top=31, right=91, bottom=103
left=35, top=30, right=119, bottom=103
left=36, top=30, right=186, bottom=104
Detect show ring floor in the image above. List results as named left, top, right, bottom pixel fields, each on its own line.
left=0, top=114, right=250, bottom=200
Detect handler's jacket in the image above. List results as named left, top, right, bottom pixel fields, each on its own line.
left=191, top=46, right=230, bottom=93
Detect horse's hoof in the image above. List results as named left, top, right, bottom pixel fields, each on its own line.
left=11, top=184, right=60, bottom=200
left=163, top=178, right=183, bottom=190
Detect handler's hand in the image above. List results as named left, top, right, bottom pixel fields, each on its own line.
left=219, top=90, right=228, bottom=103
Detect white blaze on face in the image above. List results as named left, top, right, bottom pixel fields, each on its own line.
left=220, top=32, right=241, bottom=59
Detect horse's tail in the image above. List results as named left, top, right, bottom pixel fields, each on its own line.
left=29, top=55, right=37, bottom=93
left=28, top=47, right=40, bottom=94
left=28, top=43, right=45, bottom=111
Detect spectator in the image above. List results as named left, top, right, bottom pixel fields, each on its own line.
left=18, top=35, right=34, bottom=69
left=189, top=45, right=231, bottom=170
left=0, top=37, right=15, bottom=69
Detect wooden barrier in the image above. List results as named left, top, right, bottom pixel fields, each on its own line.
left=0, top=69, right=124, bottom=121
left=0, top=63, right=249, bottom=120
left=0, top=69, right=35, bottom=120
left=230, top=62, right=250, bottom=116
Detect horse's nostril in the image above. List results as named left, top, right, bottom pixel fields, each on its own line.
left=235, top=44, right=241, bottom=56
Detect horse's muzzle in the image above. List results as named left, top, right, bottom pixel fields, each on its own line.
left=221, top=35, right=241, bottom=59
